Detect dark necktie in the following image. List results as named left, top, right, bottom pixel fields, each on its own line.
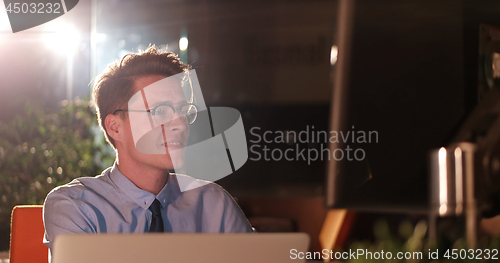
left=148, top=199, right=164, bottom=232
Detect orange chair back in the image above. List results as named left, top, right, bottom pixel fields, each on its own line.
left=9, top=205, right=48, bottom=263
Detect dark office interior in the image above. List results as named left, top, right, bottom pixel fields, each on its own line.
left=2, top=0, right=500, bottom=262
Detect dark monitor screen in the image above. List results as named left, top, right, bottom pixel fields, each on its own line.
left=326, top=0, right=500, bottom=212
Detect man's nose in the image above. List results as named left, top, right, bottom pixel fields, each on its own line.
left=168, top=111, right=188, bottom=131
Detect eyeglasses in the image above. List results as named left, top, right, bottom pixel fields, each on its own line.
left=113, top=103, right=198, bottom=125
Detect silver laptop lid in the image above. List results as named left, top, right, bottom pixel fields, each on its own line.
left=52, top=233, right=310, bottom=263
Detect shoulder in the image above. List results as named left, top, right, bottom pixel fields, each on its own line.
left=43, top=167, right=115, bottom=229
left=170, top=174, right=252, bottom=232
left=44, top=167, right=113, bottom=204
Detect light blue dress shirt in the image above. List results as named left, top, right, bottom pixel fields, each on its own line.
left=43, top=164, right=252, bottom=260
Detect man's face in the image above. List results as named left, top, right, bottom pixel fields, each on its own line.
left=121, top=74, right=190, bottom=171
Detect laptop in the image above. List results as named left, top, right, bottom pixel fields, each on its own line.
left=52, top=233, right=310, bottom=263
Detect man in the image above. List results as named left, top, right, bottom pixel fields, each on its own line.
left=43, top=46, right=253, bottom=260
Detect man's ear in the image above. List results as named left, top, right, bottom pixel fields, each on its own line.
left=104, top=114, right=123, bottom=143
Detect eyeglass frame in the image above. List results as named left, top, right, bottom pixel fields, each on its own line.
left=113, top=103, right=198, bottom=125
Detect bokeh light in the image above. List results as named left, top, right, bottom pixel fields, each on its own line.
left=43, top=23, right=80, bottom=54
left=179, top=37, right=188, bottom=51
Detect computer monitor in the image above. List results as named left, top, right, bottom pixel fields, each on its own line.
left=326, top=0, right=500, bottom=212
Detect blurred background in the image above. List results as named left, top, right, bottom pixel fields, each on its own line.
left=0, top=0, right=335, bottom=251
left=1, top=0, right=500, bottom=261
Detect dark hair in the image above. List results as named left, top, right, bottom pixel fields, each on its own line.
left=92, top=45, right=190, bottom=149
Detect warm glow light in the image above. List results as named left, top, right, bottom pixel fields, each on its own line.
left=179, top=37, right=188, bottom=51
left=438, top=147, right=448, bottom=215
left=93, top=33, right=107, bottom=43
left=454, top=147, right=463, bottom=214
left=493, top=53, right=500, bottom=78
left=439, top=204, right=447, bottom=215
left=43, top=23, right=80, bottom=54
left=0, top=8, right=11, bottom=32
left=0, top=6, right=10, bottom=45
left=330, top=45, right=338, bottom=65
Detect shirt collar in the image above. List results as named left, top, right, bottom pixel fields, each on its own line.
left=109, top=163, right=172, bottom=209
left=155, top=176, right=171, bottom=207
left=159, top=172, right=182, bottom=207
